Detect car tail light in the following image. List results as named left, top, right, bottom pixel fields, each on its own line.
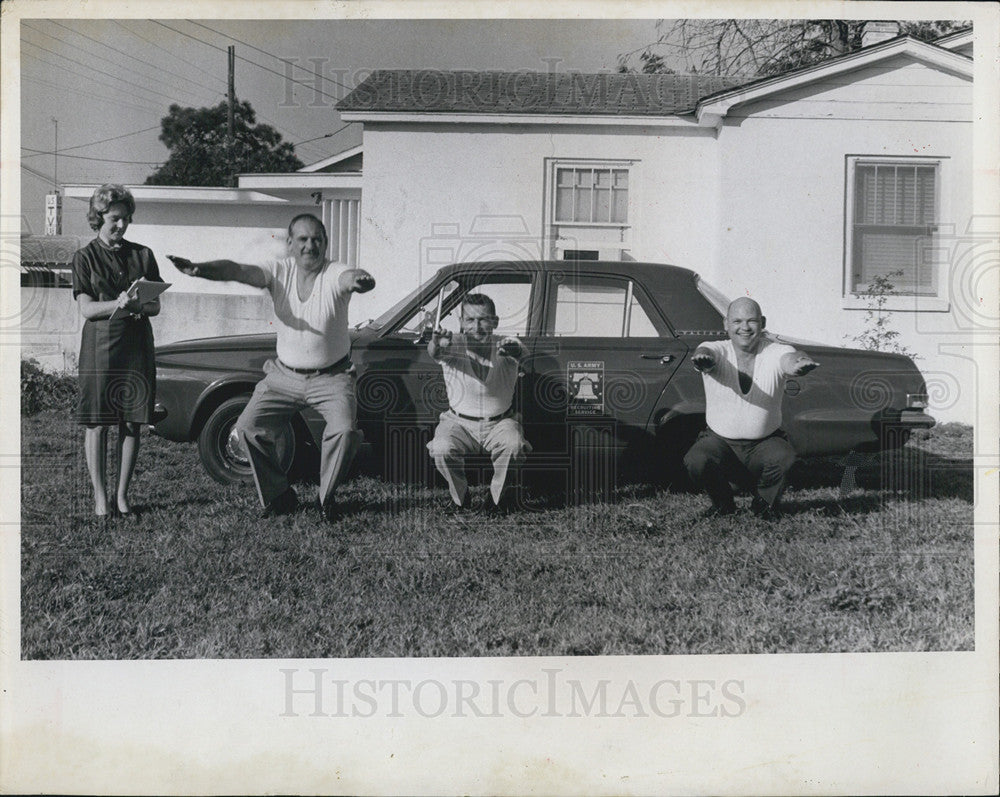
left=906, top=393, right=929, bottom=409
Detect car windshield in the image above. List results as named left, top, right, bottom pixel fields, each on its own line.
left=367, top=279, right=433, bottom=329
left=695, top=276, right=732, bottom=317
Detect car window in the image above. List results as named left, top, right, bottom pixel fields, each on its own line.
left=395, top=276, right=532, bottom=337
left=447, top=280, right=531, bottom=337
left=397, top=280, right=462, bottom=335
left=552, top=275, right=661, bottom=337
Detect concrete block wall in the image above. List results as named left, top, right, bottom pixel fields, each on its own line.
left=18, top=288, right=274, bottom=372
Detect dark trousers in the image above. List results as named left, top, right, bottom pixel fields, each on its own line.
left=683, top=428, right=796, bottom=512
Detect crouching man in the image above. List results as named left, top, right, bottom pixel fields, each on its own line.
left=684, top=297, right=819, bottom=520
left=168, top=213, right=374, bottom=522
left=427, top=293, right=531, bottom=513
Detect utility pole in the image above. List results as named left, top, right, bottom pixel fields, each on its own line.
left=51, top=117, right=58, bottom=189
left=227, top=46, right=235, bottom=186
left=46, top=117, right=62, bottom=234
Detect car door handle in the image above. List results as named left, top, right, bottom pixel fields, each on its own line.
left=640, top=354, right=675, bottom=364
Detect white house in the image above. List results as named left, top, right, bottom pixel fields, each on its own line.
left=47, top=29, right=983, bottom=422
left=332, top=31, right=978, bottom=422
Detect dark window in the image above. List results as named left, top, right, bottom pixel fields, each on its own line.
left=562, top=250, right=599, bottom=261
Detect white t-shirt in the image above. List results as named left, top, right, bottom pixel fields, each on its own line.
left=260, top=257, right=352, bottom=370
left=436, top=334, right=519, bottom=418
left=699, top=338, right=795, bottom=439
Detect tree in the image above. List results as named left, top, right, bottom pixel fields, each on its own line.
left=145, top=100, right=303, bottom=186
left=618, top=19, right=970, bottom=77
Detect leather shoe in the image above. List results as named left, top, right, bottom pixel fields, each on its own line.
left=750, top=496, right=782, bottom=521
left=261, top=487, right=298, bottom=518
left=698, top=503, right=737, bottom=520
left=443, top=494, right=472, bottom=515
left=484, top=493, right=517, bottom=516
left=317, top=497, right=339, bottom=523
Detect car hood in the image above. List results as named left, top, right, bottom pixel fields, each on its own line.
left=156, top=329, right=366, bottom=356
left=767, top=332, right=829, bottom=348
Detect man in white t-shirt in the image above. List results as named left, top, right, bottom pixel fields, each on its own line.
left=683, top=297, right=819, bottom=520
left=427, top=293, right=531, bottom=513
left=168, top=214, right=375, bottom=521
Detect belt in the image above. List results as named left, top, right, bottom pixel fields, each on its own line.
left=451, top=407, right=513, bottom=423
left=279, top=354, right=351, bottom=375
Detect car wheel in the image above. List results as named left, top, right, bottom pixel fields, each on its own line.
left=197, top=395, right=296, bottom=485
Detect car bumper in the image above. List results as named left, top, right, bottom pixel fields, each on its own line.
left=895, top=409, right=936, bottom=430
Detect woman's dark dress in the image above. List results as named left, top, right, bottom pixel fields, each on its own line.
left=72, top=238, right=162, bottom=426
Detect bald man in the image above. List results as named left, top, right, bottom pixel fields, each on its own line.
left=683, top=298, right=819, bottom=520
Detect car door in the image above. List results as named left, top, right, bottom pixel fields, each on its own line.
left=524, top=269, right=689, bottom=456
left=354, top=269, right=540, bottom=474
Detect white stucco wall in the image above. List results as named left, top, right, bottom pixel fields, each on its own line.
left=61, top=199, right=314, bottom=297
left=355, top=122, right=721, bottom=321
left=714, top=56, right=975, bottom=422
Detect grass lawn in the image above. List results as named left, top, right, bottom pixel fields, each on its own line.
left=20, top=411, right=974, bottom=658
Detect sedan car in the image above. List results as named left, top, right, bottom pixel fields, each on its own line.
left=151, top=260, right=934, bottom=488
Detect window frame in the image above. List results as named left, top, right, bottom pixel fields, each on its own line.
left=384, top=271, right=540, bottom=338
left=552, top=163, right=631, bottom=227
left=843, top=155, right=950, bottom=312
left=543, top=271, right=670, bottom=338
left=545, top=158, right=638, bottom=262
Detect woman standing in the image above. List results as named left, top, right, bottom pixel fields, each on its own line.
left=72, top=184, right=163, bottom=520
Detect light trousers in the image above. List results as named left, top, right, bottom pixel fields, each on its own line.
left=427, top=411, right=531, bottom=505
left=236, top=358, right=362, bottom=507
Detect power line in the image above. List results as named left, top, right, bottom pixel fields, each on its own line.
left=150, top=20, right=343, bottom=103
left=21, top=162, right=57, bottom=185
left=37, top=21, right=318, bottom=159
left=20, top=147, right=163, bottom=166
left=21, top=125, right=163, bottom=157
left=146, top=21, right=351, bottom=160
left=47, top=19, right=225, bottom=104
left=20, top=71, right=164, bottom=115
left=111, top=20, right=228, bottom=89
left=20, top=34, right=193, bottom=106
left=22, top=22, right=212, bottom=107
left=294, top=121, right=356, bottom=147
left=185, top=20, right=353, bottom=93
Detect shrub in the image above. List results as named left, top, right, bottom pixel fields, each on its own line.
left=847, top=270, right=918, bottom=358
left=21, top=358, right=78, bottom=416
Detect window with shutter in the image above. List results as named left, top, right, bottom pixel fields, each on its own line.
left=848, top=159, right=940, bottom=295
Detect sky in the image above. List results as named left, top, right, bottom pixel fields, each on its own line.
left=18, top=16, right=664, bottom=233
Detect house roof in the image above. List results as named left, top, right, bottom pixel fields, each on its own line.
left=299, top=144, right=364, bottom=173
left=339, top=33, right=972, bottom=128
left=62, top=184, right=332, bottom=205
left=695, top=34, right=973, bottom=126
left=336, top=70, right=743, bottom=116
left=933, top=27, right=973, bottom=51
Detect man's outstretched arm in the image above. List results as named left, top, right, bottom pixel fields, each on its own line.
left=428, top=329, right=454, bottom=361
left=781, top=349, right=820, bottom=376
left=691, top=346, right=718, bottom=373
left=167, top=255, right=269, bottom=288
left=338, top=268, right=376, bottom=294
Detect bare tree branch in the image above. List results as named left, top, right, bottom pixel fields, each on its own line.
left=618, top=18, right=971, bottom=76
